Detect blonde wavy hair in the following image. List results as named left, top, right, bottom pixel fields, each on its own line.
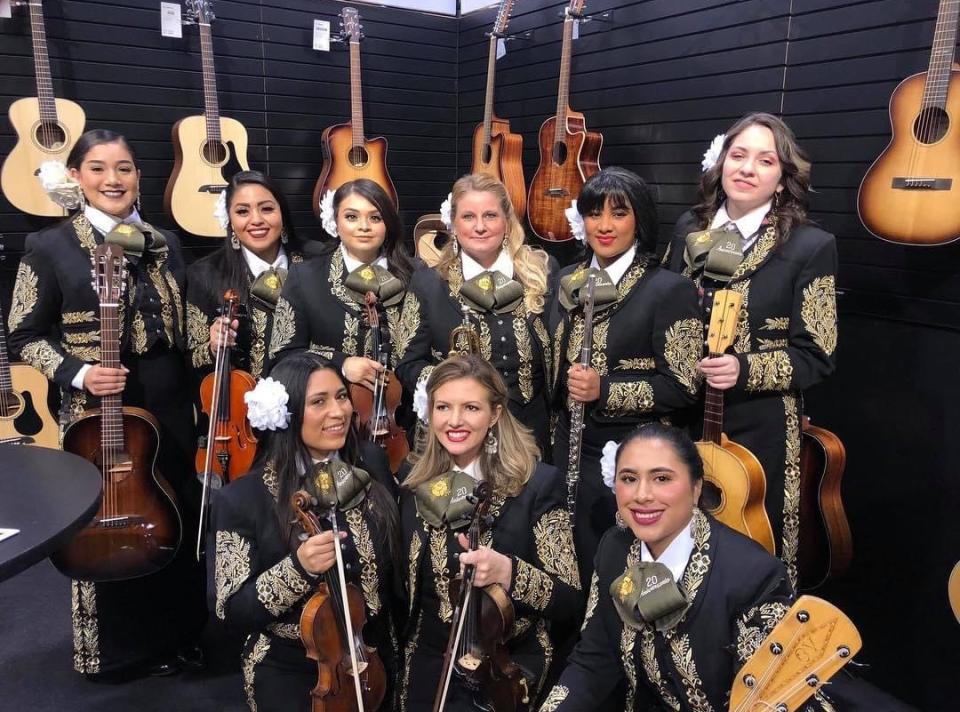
left=402, top=355, right=539, bottom=499
left=436, top=173, right=550, bottom=314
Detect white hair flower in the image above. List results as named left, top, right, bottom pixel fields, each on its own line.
left=244, top=377, right=292, bottom=431
left=214, top=191, right=229, bottom=231
left=439, top=193, right=453, bottom=231
left=701, top=133, right=726, bottom=173
left=564, top=200, right=586, bottom=243
left=601, top=440, right=619, bottom=491
left=37, top=160, right=82, bottom=210
left=319, top=189, right=338, bottom=237
left=413, top=375, right=429, bottom=423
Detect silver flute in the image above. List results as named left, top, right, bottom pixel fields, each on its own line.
left=567, top=274, right=597, bottom=527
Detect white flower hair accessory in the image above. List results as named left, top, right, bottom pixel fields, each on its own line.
left=214, top=191, right=229, bottom=231
left=439, top=193, right=453, bottom=231
left=564, top=200, right=586, bottom=244
left=413, top=376, right=429, bottom=423
left=38, top=160, right=82, bottom=210
left=601, top=440, right=619, bottom=491
left=701, top=133, right=726, bottom=173
left=319, top=189, right=338, bottom=237
left=244, top=377, right=292, bottom=431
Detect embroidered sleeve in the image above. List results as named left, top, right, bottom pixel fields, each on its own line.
left=214, top=531, right=252, bottom=620
left=581, top=572, right=600, bottom=631
left=745, top=351, right=794, bottom=391
left=511, top=558, right=554, bottom=610
left=268, top=296, right=296, bottom=360
left=186, top=301, right=213, bottom=369
left=255, top=556, right=314, bottom=616
left=394, top=276, right=438, bottom=394
left=393, top=290, right=421, bottom=362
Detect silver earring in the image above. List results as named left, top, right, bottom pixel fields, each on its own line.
left=615, top=511, right=627, bottom=530
left=452, top=239, right=460, bottom=257
left=280, top=228, right=289, bottom=244
left=135, top=194, right=141, bottom=213
left=230, top=230, right=240, bottom=250
left=500, top=237, right=508, bottom=253
left=484, top=429, right=498, bottom=455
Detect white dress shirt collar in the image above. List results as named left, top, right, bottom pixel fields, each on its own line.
left=340, top=244, right=388, bottom=274
left=84, top=204, right=142, bottom=235
left=242, top=245, right=288, bottom=279
left=590, top=243, right=636, bottom=285
left=639, top=514, right=696, bottom=583
left=711, top=200, right=772, bottom=245
left=311, top=451, right=341, bottom=465
left=455, top=457, right=483, bottom=482
left=461, top=248, right=514, bottom=280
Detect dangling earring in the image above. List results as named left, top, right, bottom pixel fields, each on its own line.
left=717, top=185, right=726, bottom=205
left=484, top=428, right=498, bottom=455
left=771, top=191, right=782, bottom=227
left=230, top=229, right=240, bottom=250
left=280, top=227, right=289, bottom=244
left=135, top=193, right=142, bottom=213
left=452, top=238, right=460, bottom=257
left=500, top=237, right=508, bottom=253
left=78, top=191, right=87, bottom=210
left=615, top=511, right=627, bottom=530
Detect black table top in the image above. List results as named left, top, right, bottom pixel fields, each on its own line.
left=0, top=445, right=102, bottom=582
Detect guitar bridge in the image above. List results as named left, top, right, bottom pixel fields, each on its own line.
left=198, top=185, right=228, bottom=194
left=891, top=177, right=952, bottom=190
left=544, top=188, right=570, bottom=197
left=98, top=515, right=144, bottom=528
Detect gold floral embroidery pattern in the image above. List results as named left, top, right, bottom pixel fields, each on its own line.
left=512, top=558, right=553, bottom=610
left=20, top=340, right=63, bottom=380
left=243, top=634, right=271, bottom=712
left=746, top=351, right=793, bottom=391
left=429, top=527, right=452, bottom=622
left=616, top=358, right=655, bottom=371
left=146, top=264, right=175, bottom=344
left=553, top=319, right=566, bottom=390
left=681, top=509, right=711, bottom=603
left=67, top=345, right=101, bottom=362
left=591, top=320, right=609, bottom=376
left=186, top=302, right=212, bottom=368
left=268, top=297, right=295, bottom=359
left=535, top=618, right=553, bottom=694
left=393, top=291, right=420, bottom=361
left=70, top=390, right=87, bottom=418
left=539, top=685, right=569, bottom=712
left=328, top=248, right=353, bottom=309
left=582, top=572, right=599, bottom=631
left=624, top=621, right=641, bottom=711
left=215, top=531, right=252, bottom=620
left=255, top=556, right=312, bottom=616
left=345, top=507, right=380, bottom=615
left=71, top=581, right=100, bottom=674
left=731, top=224, right=776, bottom=281
left=735, top=601, right=790, bottom=663
left=343, top=314, right=359, bottom=356
left=782, top=395, right=801, bottom=589
left=164, top=270, right=184, bottom=334
left=9, top=262, right=38, bottom=332
left=801, top=276, right=837, bottom=356
left=478, top=316, right=492, bottom=361
left=511, top=616, right=533, bottom=639
left=385, top=303, right=403, bottom=369
left=606, top=381, right=655, bottom=414
left=63, top=331, right=98, bottom=345
left=618, top=261, right=646, bottom=300
left=638, top=626, right=680, bottom=710
left=669, top=634, right=714, bottom=712
left=131, top=311, right=147, bottom=354
left=758, top=337, right=789, bottom=351
left=513, top=310, right=534, bottom=403
left=266, top=622, right=300, bottom=640
left=62, top=311, right=96, bottom=325
left=760, top=317, right=790, bottom=331
left=663, top=318, right=703, bottom=394
left=533, top=509, right=580, bottom=590
left=730, top=280, right=752, bottom=354
left=73, top=214, right=96, bottom=252
left=308, top=342, right=335, bottom=359
left=399, top=614, right=422, bottom=712
left=408, top=531, right=422, bottom=616
left=262, top=463, right=279, bottom=499
left=249, top=308, right=268, bottom=378
left=533, top=316, right=551, bottom=390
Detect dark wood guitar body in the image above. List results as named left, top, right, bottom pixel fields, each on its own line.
left=471, top=117, right=526, bottom=219
left=797, top=417, right=852, bottom=590
left=52, top=407, right=182, bottom=582
left=312, top=124, right=398, bottom=222
left=528, top=112, right=602, bottom=242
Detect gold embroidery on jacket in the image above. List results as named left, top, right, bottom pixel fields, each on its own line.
left=605, top=381, right=655, bottom=414
left=243, top=634, right=271, bottom=712
left=62, top=311, right=96, bottom=325
left=616, top=358, right=655, bottom=371
left=255, top=556, right=313, bottom=616
left=731, top=224, right=776, bottom=281
left=533, top=315, right=551, bottom=390
left=328, top=248, right=353, bottom=309
left=73, top=214, right=97, bottom=252
left=512, top=558, right=553, bottom=610
left=249, top=308, right=268, bottom=378
left=146, top=263, right=175, bottom=344
left=385, top=303, right=402, bottom=369
left=9, top=262, right=38, bottom=332
left=399, top=614, right=422, bottom=712
left=343, top=314, right=359, bottom=356
left=746, top=351, right=793, bottom=391
left=71, top=580, right=100, bottom=674
left=186, top=302, right=212, bottom=367
left=266, top=622, right=300, bottom=640
left=407, top=531, right=422, bottom=616
left=308, top=343, right=335, bottom=359
left=801, top=275, right=837, bottom=356
left=262, top=462, right=279, bottom=499
left=345, top=506, right=380, bottom=615
left=592, top=321, right=609, bottom=376
left=582, top=572, right=600, bottom=630
left=164, top=270, right=184, bottom=337
left=269, top=297, right=295, bottom=359
left=131, top=311, right=148, bottom=354
left=758, top=337, right=789, bottom=351
left=552, top=319, right=565, bottom=393
left=782, top=395, right=801, bottom=589
left=735, top=601, right=790, bottom=663
left=429, top=527, right=452, bottom=623
left=215, top=530, right=252, bottom=620
left=63, top=331, right=98, bottom=345
left=66, top=345, right=100, bottom=362
left=535, top=619, right=553, bottom=694
left=513, top=309, right=534, bottom=403
left=669, top=634, right=714, bottom=712
left=533, top=509, right=580, bottom=589
left=393, top=291, right=420, bottom=361
left=539, top=685, right=569, bottom=712
left=760, top=317, right=789, bottom=331
left=664, top=318, right=703, bottom=394
left=730, top=280, right=752, bottom=353
left=20, top=340, right=63, bottom=380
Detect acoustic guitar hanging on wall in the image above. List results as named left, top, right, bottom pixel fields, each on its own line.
left=164, top=0, right=250, bottom=238
left=1, top=0, right=86, bottom=217
left=857, top=0, right=960, bottom=245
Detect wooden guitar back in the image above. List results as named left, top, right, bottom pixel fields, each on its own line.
left=471, top=118, right=527, bottom=220
left=312, top=124, right=398, bottom=222
left=858, top=70, right=960, bottom=245
left=0, top=363, right=58, bottom=448
left=2, top=97, right=85, bottom=217
left=950, top=562, right=960, bottom=624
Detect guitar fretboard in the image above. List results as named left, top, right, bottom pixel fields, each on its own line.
left=198, top=20, right=222, bottom=144
left=552, top=14, right=576, bottom=149
left=99, top=296, right=125, bottom=453
left=923, top=0, right=960, bottom=109
left=481, top=35, right=499, bottom=151
left=0, top=304, right=12, bottom=396
left=702, top=374, right=724, bottom=446
left=28, top=0, right=58, bottom=123
left=350, top=39, right=365, bottom=148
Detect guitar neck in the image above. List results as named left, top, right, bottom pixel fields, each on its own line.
left=0, top=304, right=13, bottom=396
left=481, top=36, right=498, bottom=147
left=28, top=0, right=58, bottom=122
left=924, top=0, right=960, bottom=109
left=99, top=301, right=125, bottom=452
left=350, top=39, right=365, bottom=146
left=198, top=20, right=222, bottom=143
left=702, top=382, right=724, bottom=445
left=552, top=15, right=576, bottom=146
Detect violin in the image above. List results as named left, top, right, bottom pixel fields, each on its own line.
left=433, top=481, right=529, bottom=712
left=349, top=292, right=408, bottom=472
left=291, top=490, right=386, bottom=712
left=195, top=289, right=257, bottom=559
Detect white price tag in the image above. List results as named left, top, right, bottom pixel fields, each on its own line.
left=160, top=2, right=182, bottom=38
left=1, top=0, right=12, bottom=20
left=572, top=18, right=580, bottom=40
left=496, top=37, right=506, bottom=60
left=313, top=19, right=330, bottom=52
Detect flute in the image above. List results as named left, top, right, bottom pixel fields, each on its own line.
left=566, top=274, right=597, bottom=527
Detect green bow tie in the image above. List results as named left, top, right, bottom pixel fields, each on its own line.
left=313, top=458, right=371, bottom=512
left=610, top=560, right=691, bottom=632
left=458, top=270, right=524, bottom=315
left=559, top=266, right=618, bottom=313
left=683, top=226, right=744, bottom=283
left=249, top=267, right=288, bottom=308
left=343, top=263, right=405, bottom=308
left=103, top=221, right=167, bottom=258
left=413, top=470, right=478, bottom=530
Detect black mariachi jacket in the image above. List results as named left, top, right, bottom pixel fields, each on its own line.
left=268, top=247, right=408, bottom=372
left=393, top=258, right=559, bottom=448
left=552, top=255, right=703, bottom=444
left=185, top=248, right=307, bottom=381
left=8, top=213, right=186, bottom=416
left=398, top=462, right=582, bottom=703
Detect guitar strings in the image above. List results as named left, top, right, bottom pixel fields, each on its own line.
left=733, top=650, right=847, bottom=712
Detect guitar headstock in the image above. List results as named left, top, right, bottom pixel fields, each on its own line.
left=92, top=244, right=126, bottom=305
left=705, top=289, right=742, bottom=356
left=185, top=0, right=215, bottom=25
left=567, top=0, right=587, bottom=19
left=492, top=0, right=516, bottom=35
left=730, top=596, right=861, bottom=712
left=341, top=6, right=361, bottom=43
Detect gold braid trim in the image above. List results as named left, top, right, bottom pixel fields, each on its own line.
left=9, top=262, right=38, bottom=332
left=669, top=634, right=714, bottom=712
left=539, top=685, right=569, bottom=712
left=345, top=506, right=380, bottom=615
left=745, top=351, right=793, bottom=391
left=512, top=558, right=554, bottom=610
left=62, top=311, right=96, bottom=325
left=268, top=297, right=295, bottom=360
left=782, top=395, right=801, bottom=589
left=215, top=530, right=252, bottom=620
left=513, top=307, right=534, bottom=403
left=582, top=571, right=600, bottom=631
left=801, top=275, right=837, bottom=356
left=399, top=613, right=422, bottom=712
left=71, top=580, right=100, bottom=674
left=407, top=531, right=422, bottom=616
left=393, top=291, right=420, bottom=361
left=429, top=526, right=453, bottom=623
left=249, top=307, right=268, bottom=379
left=533, top=509, right=580, bottom=589
left=243, top=634, right=272, bottom=712
left=615, top=358, right=655, bottom=371
left=255, top=556, right=313, bottom=616
left=20, top=340, right=63, bottom=380
left=186, top=302, right=212, bottom=368
left=605, top=381, right=655, bottom=414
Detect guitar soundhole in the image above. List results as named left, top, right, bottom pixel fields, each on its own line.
left=33, top=121, right=67, bottom=151
left=913, top=107, right=949, bottom=145
left=202, top=140, right=229, bottom=166
left=0, top=390, right=26, bottom=419
left=349, top=145, right=370, bottom=168
left=481, top=143, right=493, bottom=164
left=552, top=142, right=568, bottom=166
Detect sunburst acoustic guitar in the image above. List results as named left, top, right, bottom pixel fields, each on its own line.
left=1, top=0, right=85, bottom=217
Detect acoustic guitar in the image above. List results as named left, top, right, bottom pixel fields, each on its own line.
left=0, top=299, right=58, bottom=448
left=1, top=0, right=85, bottom=217
left=527, top=0, right=602, bottom=242
left=950, top=561, right=960, bottom=624
left=164, top=0, right=250, bottom=238
left=857, top=0, right=960, bottom=245
left=470, top=0, right=526, bottom=220
left=729, top=596, right=861, bottom=712
left=697, top=290, right=775, bottom=554
left=312, top=7, right=398, bottom=220
left=52, top=244, right=182, bottom=582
